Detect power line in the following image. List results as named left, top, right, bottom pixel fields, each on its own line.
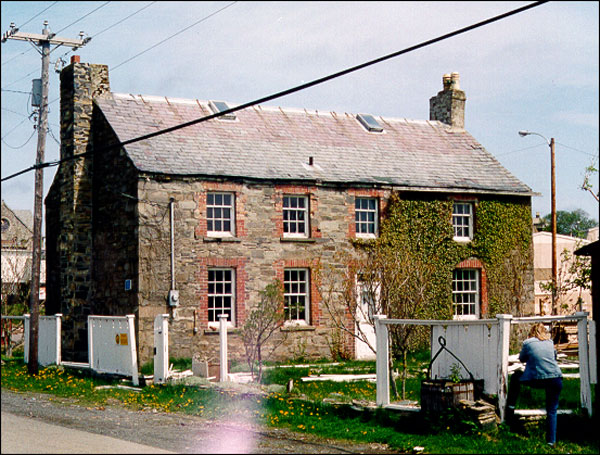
left=54, top=1, right=111, bottom=35
left=92, top=1, right=156, bottom=39
left=0, top=2, right=59, bottom=67
left=111, top=1, right=237, bottom=71
left=1, top=0, right=549, bottom=183
left=556, top=142, right=597, bottom=158
left=2, top=128, right=37, bottom=149
left=45, top=1, right=158, bottom=105
left=1, top=88, right=31, bottom=94
left=19, top=1, right=59, bottom=29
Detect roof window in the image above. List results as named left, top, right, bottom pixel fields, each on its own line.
left=356, top=113, right=383, bottom=133
left=209, top=100, right=236, bottom=120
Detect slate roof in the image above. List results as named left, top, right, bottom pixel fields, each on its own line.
left=94, top=93, right=534, bottom=196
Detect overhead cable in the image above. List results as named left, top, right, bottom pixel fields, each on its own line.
left=111, top=1, right=237, bottom=71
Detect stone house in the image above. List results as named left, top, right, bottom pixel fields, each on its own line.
left=45, top=57, right=535, bottom=364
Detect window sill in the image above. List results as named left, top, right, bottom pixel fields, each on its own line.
left=203, top=236, right=241, bottom=243
left=280, top=325, right=316, bottom=332
left=280, top=237, right=316, bottom=243
left=453, top=237, right=472, bottom=243
left=203, top=327, right=240, bottom=335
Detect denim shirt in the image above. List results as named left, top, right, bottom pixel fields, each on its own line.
left=519, top=337, right=563, bottom=381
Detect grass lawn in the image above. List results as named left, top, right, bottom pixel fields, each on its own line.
left=2, top=354, right=598, bottom=454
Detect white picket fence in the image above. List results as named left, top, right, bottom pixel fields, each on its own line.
left=375, top=312, right=596, bottom=420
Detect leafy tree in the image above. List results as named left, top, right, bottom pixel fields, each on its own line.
left=539, top=244, right=592, bottom=314
left=240, top=280, right=287, bottom=383
left=540, top=209, right=598, bottom=238
left=581, top=159, right=599, bottom=203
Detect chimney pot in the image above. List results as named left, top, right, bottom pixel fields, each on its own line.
left=451, top=72, right=460, bottom=90
left=71, top=55, right=80, bottom=64
left=443, top=73, right=452, bottom=91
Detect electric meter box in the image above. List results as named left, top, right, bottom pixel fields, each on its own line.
left=168, top=289, right=179, bottom=307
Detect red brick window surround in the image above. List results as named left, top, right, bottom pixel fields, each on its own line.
left=195, top=182, right=246, bottom=239
left=273, top=185, right=321, bottom=239
left=347, top=189, right=387, bottom=238
left=196, top=257, right=248, bottom=328
left=453, top=258, right=488, bottom=319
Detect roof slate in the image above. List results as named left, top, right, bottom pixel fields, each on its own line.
left=94, top=93, right=534, bottom=196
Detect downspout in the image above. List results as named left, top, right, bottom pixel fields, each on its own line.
left=167, top=197, right=179, bottom=318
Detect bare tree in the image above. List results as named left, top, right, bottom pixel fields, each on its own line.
left=241, top=280, right=287, bottom=383
left=539, top=245, right=592, bottom=315
left=319, top=193, right=451, bottom=399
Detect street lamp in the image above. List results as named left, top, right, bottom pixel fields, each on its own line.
left=518, top=130, right=557, bottom=315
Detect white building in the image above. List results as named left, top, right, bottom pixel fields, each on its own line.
left=533, top=231, right=592, bottom=316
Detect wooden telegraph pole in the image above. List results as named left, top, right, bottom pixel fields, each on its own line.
left=2, top=21, right=88, bottom=374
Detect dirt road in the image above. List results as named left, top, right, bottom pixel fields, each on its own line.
left=1, top=389, right=398, bottom=454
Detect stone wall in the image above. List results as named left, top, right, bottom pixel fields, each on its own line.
left=134, top=178, right=391, bottom=365
left=45, top=59, right=110, bottom=361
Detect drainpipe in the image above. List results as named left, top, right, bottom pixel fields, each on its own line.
left=170, top=197, right=175, bottom=290
left=167, top=197, right=179, bottom=317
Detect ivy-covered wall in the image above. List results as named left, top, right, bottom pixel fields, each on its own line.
left=373, top=191, right=533, bottom=318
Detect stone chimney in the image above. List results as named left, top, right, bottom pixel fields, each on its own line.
left=429, top=72, right=466, bottom=130
left=45, top=57, right=110, bottom=361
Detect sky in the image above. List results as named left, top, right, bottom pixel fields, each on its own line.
left=1, top=1, right=598, bottom=225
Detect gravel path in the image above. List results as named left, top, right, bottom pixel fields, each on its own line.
left=1, top=389, right=398, bottom=454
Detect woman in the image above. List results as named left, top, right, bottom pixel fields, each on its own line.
left=506, top=323, right=563, bottom=445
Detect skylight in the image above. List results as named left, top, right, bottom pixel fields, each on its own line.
left=356, top=113, right=383, bottom=133
left=209, top=100, right=236, bottom=120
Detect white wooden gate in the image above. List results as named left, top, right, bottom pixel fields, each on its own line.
left=23, top=314, right=62, bottom=366
left=88, top=315, right=139, bottom=386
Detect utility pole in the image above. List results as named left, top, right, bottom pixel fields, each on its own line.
left=2, top=21, right=89, bottom=375
left=549, top=137, right=557, bottom=315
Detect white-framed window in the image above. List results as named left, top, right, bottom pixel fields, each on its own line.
left=355, top=197, right=378, bottom=237
left=452, top=268, right=480, bottom=320
left=284, top=268, right=309, bottom=324
left=452, top=202, right=473, bottom=241
left=207, top=192, right=235, bottom=236
left=283, top=195, right=309, bottom=238
left=208, top=268, right=235, bottom=326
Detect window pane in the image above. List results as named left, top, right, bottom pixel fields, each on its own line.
left=207, top=192, right=235, bottom=234
left=355, top=197, right=377, bottom=237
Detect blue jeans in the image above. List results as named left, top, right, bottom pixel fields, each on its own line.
left=506, top=370, right=563, bottom=444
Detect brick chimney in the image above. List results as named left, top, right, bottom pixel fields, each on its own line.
left=429, top=72, right=466, bottom=131
left=45, top=57, right=110, bottom=361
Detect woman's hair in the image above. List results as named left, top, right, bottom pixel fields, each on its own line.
left=529, top=322, right=551, bottom=341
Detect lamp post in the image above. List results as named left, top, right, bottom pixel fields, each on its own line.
left=518, top=130, right=557, bottom=315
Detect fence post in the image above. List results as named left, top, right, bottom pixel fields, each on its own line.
left=51, top=314, right=62, bottom=366
left=374, top=315, right=389, bottom=406
left=219, top=314, right=229, bottom=382
left=87, top=315, right=94, bottom=368
left=496, top=314, right=512, bottom=422
left=23, top=314, right=30, bottom=364
left=153, top=314, right=169, bottom=384
left=126, top=314, right=139, bottom=386
left=576, top=312, right=592, bottom=416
